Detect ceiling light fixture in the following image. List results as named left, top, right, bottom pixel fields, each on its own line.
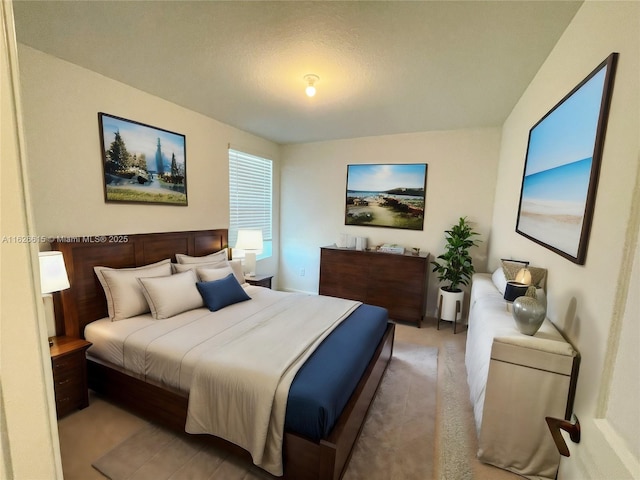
left=304, top=74, right=319, bottom=97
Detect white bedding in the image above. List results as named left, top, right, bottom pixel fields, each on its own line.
left=86, top=285, right=285, bottom=391
left=84, top=285, right=361, bottom=476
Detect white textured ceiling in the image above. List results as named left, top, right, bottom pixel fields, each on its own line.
left=13, top=1, right=582, bottom=144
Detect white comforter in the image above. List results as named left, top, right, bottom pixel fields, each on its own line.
left=85, top=286, right=361, bottom=476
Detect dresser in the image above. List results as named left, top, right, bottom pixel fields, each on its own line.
left=50, top=336, right=92, bottom=418
left=319, top=246, right=429, bottom=327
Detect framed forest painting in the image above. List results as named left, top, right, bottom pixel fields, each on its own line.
left=99, top=113, right=187, bottom=205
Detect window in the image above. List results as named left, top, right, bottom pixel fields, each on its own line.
left=228, top=148, right=273, bottom=259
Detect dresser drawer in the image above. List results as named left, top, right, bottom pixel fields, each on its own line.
left=319, top=246, right=429, bottom=327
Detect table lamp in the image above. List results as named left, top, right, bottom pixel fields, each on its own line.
left=39, top=251, right=70, bottom=344
left=235, top=230, right=263, bottom=277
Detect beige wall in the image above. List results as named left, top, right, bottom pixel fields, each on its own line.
left=1, top=2, right=61, bottom=477
left=17, top=45, right=282, bottom=237
left=489, top=1, right=639, bottom=477
left=18, top=44, right=281, bottom=277
left=279, top=128, right=501, bottom=314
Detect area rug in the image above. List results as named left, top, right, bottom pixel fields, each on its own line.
left=437, top=340, right=473, bottom=480
left=92, top=341, right=438, bottom=480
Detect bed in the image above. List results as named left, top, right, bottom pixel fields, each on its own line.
left=52, top=229, right=395, bottom=480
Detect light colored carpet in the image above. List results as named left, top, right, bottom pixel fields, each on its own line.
left=343, top=342, right=437, bottom=479
left=437, top=341, right=473, bottom=480
left=92, top=341, right=438, bottom=480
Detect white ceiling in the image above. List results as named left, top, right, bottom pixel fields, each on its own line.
left=13, top=1, right=582, bottom=145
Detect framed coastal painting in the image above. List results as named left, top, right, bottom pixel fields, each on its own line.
left=98, top=113, right=188, bottom=205
left=345, top=163, right=427, bottom=230
left=515, top=53, right=618, bottom=264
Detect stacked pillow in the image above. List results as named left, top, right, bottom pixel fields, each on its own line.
left=196, top=274, right=251, bottom=312
left=173, top=249, right=246, bottom=286
left=94, top=259, right=173, bottom=321
left=94, top=249, right=251, bottom=321
left=137, top=270, right=204, bottom=319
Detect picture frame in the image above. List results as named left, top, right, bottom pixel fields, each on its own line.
left=515, top=53, right=618, bottom=264
left=98, top=113, right=187, bottom=205
left=345, top=163, right=427, bottom=230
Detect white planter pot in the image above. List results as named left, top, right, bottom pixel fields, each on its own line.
left=438, top=287, right=464, bottom=322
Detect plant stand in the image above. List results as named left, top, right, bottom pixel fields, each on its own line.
left=436, top=288, right=463, bottom=334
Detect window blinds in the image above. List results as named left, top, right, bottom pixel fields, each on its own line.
left=228, top=149, right=273, bottom=250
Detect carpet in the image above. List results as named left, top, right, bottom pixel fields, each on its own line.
left=92, top=341, right=438, bottom=480
left=437, top=340, right=473, bottom=480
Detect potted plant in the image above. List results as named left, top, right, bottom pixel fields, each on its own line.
left=431, top=217, right=481, bottom=326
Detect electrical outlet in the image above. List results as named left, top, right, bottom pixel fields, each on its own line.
left=299, top=268, right=305, bottom=276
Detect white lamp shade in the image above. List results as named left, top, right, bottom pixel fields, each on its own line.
left=39, top=251, right=70, bottom=294
left=235, top=229, right=263, bottom=253
left=515, top=267, right=532, bottom=285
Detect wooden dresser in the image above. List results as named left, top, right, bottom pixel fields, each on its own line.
left=319, top=246, right=429, bottom=327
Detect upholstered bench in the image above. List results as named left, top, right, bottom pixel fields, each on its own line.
left=465, top=269, right=579, bottom=479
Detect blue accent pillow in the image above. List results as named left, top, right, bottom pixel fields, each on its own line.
left=196, top=273, right=251, bottom=312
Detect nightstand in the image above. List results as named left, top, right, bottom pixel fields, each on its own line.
left=50, top=336, right=92, bottom=418
left=245, top=274, right=273, bottom=289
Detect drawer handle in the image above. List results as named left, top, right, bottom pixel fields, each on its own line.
left=58, top=397, right=70, bottom=404
left=55, top=362, right=68, bottom=368
left=57, top=379, right=71, bottom=386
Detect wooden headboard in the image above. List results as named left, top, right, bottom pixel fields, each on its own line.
left=52, top=229, right=228, bottom=339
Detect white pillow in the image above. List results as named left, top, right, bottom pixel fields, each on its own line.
left=197, top=261, right=246, bottom=285
left=94, top=259, right=172, bottom=321
left=175, top=249, right=228, bottom=265
left=172, top=261, right=227, bottom=274
left=228, top=260, right=246, bottom=285
left=491, top=267, right=507, bottom=295
left=197, top=265, right=235, bottom=282
left=137, top=270, right=203, bottom=319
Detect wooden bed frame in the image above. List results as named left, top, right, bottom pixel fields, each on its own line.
left=52, top=229, right=395, bottom=480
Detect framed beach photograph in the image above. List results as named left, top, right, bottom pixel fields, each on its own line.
left=515, top=53, right=618, bottom=264
left=98, top=113, right=188, bottom=205
left=345, top=163, right=427, bottom=230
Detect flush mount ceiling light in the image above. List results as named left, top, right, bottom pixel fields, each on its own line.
left=304, top=74, right=319, bottom=97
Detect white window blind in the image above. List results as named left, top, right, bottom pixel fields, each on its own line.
left=228, top=149, right=273, bottom=258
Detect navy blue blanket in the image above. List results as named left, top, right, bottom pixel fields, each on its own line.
left=284, top=303, right=389, bottom=441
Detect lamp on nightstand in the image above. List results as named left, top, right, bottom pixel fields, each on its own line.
left=235, top=230, right=263, bottom=278
left=39, top=251, right=70, bottom=345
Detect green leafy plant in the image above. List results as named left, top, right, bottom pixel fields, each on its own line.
left=431, top=217, right=481, bottom=292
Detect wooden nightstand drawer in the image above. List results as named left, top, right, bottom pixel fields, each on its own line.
left=50, top=336, right=92, bottom=418
left=55, top=382, right=84, bottom=408
left=55, top=391, right=84, bottom=417
left=53, top=369, right=82, bottom=391
left=245, top=274, right=273, bottom=289
left=52, top=350, right=84, bottom=375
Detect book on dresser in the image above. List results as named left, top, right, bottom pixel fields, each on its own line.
left=319, top=246, right=429, bottom=327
